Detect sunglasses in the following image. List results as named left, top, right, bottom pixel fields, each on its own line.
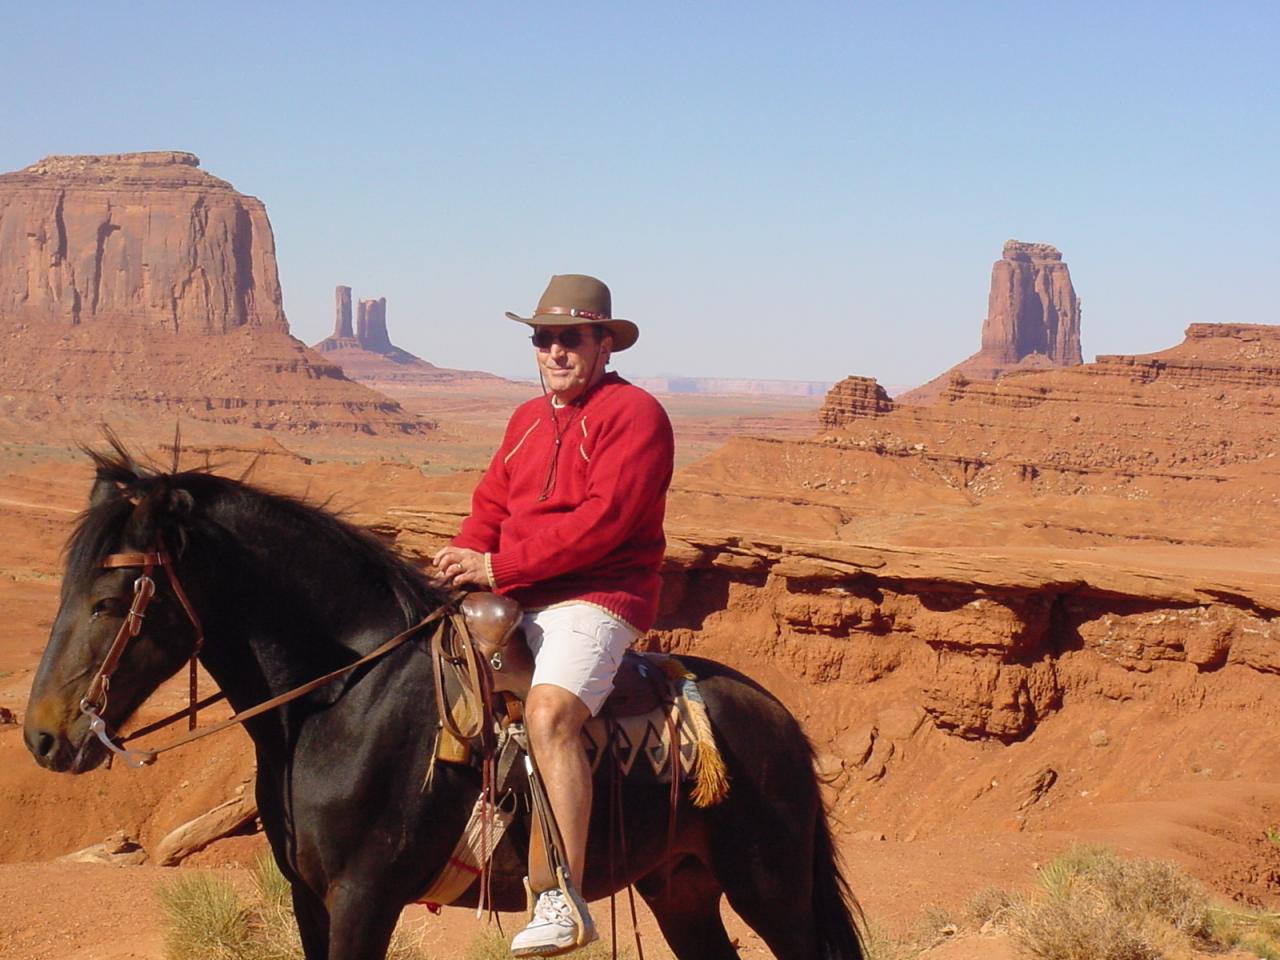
left=530, top=327, right=599, bottom=350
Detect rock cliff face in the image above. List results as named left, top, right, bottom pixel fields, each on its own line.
left=981, top=240, right=1082, bottom=366
left=0, top=152, right=428, bottom=435
left=899, top=239, right=1083, bottom=403
left=0, top=152, right=285, bottom=333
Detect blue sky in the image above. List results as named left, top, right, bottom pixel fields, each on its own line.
left=2, top=2, right=1276, bottom=385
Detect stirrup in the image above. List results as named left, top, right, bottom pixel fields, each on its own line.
left=523, top=868, right=596, bottom=950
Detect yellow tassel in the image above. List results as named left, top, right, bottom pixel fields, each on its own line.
left=670, top=656, right=730, bottom=807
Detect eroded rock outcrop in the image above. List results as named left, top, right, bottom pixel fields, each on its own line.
left=899, top=239, right=1083, bottom=403
left=981, top=240, right=1082, bottom=366
left=334, top=285, right=354, bottom=339
left=0, top=152, right=285, bottom=333
left=356, top=297, right=391, bottom=353
left=0, top=152, right=429, bottom=434
left=819, top=376, right=895, bottom=428
left=312, top=289, right=503, bottom=385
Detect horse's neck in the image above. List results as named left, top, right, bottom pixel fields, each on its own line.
left=191, top=533, right=436, bottom=738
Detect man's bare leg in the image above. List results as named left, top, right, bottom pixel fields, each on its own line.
left=524, top=682, right=593, bottom=882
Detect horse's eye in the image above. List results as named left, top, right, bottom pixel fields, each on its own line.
left=91, top=597, right=124, bottom=618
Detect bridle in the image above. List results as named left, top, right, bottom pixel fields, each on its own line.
left=80, top=547, right=450, bottom=768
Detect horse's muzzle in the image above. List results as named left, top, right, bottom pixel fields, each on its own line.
left=23, top=704, right=107, bottom=773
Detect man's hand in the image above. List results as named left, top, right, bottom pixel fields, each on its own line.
left=432, top=546, right=491, bottom=589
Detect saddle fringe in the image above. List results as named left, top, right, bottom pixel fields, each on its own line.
left=653, top=655, right=730, bottom=808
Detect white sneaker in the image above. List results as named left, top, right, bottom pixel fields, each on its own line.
left=510, top=888, right=597, bottom=957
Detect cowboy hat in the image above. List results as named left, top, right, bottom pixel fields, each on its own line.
left=506, top=274, right=639, bottom=351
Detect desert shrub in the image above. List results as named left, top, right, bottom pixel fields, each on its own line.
left=158, top=855, right=428, bottom=960
left=1008, top=845, right=1212, bottom=960
left=858, top=921, right=912, bottom=960
left=157, top=870, right=257, bottom=960
left=964, top=884, right=1018, bottom=929
left=1209, top=907, right=1280, bottom=959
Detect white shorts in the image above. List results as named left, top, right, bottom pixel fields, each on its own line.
left=522, top=603, right=640, bottom=717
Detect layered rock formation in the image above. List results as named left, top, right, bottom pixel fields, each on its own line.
left=899, top=240, right=1083, bottom=403
left=0, top=152, right=428, bottom=435
left=0, top=152, right=285, bottom=333
left=312, top=289, right=502, bottom=386
left=818, top=376, right=895, bottom=428
left=981, top=241, right=1082, bottom=366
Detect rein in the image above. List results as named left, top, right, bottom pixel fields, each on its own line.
left=81, top=548, right=449, bottom=768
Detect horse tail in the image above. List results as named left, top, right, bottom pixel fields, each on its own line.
left=812, top=795, right=867, bottom=960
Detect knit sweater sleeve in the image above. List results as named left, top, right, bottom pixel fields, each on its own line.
left=451, top=413, right=522, bottom=553
left=488, top=395, right=673, bottom=591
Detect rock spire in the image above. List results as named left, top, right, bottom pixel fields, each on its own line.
left=895, top=239, right=1084, bottom=404
left=982, top=240, right=1082, bottom=366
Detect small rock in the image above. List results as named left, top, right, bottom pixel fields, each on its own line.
left=1089, top=729, right=1110, bottom=747
left=852, top=830, right=887, bottom=842
left=60, top=830, right=147, bottom=866
left=0, top=706, right=17, bottom=725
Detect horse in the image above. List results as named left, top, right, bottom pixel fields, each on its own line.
left=23, top=443, right=865, bottom=960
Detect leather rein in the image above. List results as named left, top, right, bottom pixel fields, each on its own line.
left=80, top=548, right=449, bottom=768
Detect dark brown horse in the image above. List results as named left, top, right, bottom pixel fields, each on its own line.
left=23, top=444, right=864, bottom=960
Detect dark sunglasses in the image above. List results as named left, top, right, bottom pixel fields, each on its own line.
left=530, top=327, right=598, bottom=350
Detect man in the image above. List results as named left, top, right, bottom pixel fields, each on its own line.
left=433, top=274, right=674, bottom=956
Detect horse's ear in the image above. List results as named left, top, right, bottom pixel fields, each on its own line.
left=168, top=488, right=195, bottom=517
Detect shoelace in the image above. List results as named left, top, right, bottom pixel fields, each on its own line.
left=534, top=891, right=575, bottom=926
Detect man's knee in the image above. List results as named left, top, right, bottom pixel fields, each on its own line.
left=526, top=684, right=591, bottom=745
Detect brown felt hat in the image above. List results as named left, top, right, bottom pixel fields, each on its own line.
left=505, top=274, right=639, bottom=351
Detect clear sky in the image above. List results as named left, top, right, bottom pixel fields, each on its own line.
left=2, top=2, right=1276, bottom=386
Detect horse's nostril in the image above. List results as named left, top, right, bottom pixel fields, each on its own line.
left=32, top=731, right=56, bottom=759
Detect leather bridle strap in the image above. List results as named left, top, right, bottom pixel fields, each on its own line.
left=101, top=550, right=206, bottom=730
left=90, top=547, right=450, bottom=764
left=123, top=605, right=449, bottom=762
left=81, top=553, right=160, bottom=719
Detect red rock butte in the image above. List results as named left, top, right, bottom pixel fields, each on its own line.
left=899, top=239, right=1083, bottom=403
left=0, top=152, right=428, bottom=434
left=313, top=284, right=502, bottom=387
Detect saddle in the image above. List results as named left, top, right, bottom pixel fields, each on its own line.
left=459, top=591, right=672, bottom=718
left=419, top=592, right=729, bottom=915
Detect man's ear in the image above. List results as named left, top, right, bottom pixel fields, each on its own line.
left=600, top=332, right=614, bottom=364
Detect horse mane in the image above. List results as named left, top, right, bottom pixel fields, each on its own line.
left=65, top=433, right=446, bottom=623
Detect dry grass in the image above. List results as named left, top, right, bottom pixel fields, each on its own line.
left=157, top=855, right=429, bottom=960
left=861, top=845, right=1280, bottom=960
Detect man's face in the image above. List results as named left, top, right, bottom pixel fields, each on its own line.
left=532, top=324, right=612, bottom=402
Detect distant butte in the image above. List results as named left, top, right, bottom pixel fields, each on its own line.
left=312, top=285, right=502, bottom=386
left=0, top=151, right=429, bottom=434
left=898, top=239, right=1083, bottom=403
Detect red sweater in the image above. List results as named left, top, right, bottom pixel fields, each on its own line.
left=453, top=373, right=675, bottom=632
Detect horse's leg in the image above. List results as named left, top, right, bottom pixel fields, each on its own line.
left=289, top=883, right=331, bottom=960
left=635, top=855, right=739, bottom=960
left=325, top=884, right=405, bottom=960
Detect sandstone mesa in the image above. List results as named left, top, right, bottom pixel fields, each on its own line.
left=0, top=151, right=428, bottom=434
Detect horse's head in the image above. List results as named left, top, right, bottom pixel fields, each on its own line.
left=24, top=447, right=204, bottom=772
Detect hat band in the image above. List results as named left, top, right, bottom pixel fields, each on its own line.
left=537, top=306, right=609, bottom=322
